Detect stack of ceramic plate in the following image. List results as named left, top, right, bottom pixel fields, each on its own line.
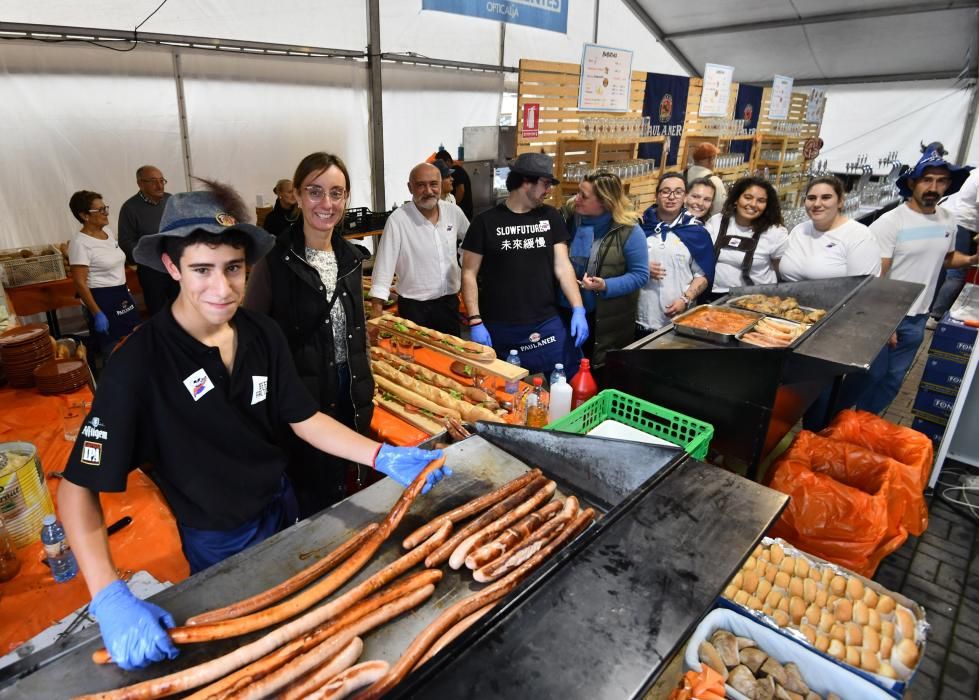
left=0, top=324, right=54, bottom=388
left=33, top=358, right=89, bottom=394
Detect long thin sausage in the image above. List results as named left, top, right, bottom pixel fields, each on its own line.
left=401, top=468, right=541, bottom=549
left=353, top=509, right=596, bottom=700
left=89, top=458, right=448, bottom=658
left=465, top=500, right=563, bottom=570
left=424, top=475, right=549, bottom=568
left=76, top=580, right=437, bottom=700
left=308, top=660, right=390, bottom=700
left=474, top=497, right=579, bottom=583
left=412, top=604, right=495, bottom=670
left=277, top=637, right=363, bottom=700
left=186, top=525, right=378, bottom=626
left=447, top=481, right=556, bottom=569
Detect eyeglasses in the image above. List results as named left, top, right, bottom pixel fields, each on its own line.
left=140, top=178, right=167, bottom=185
left=658, top=188, right=686, bottom=198
left=87, top=206, right=110, bottom=214
left=303, top=185, right=347, bottom=203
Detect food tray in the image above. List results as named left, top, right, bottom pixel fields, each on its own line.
left=671, top=304, right=762, bottom=344
left=0, top=251, right=65, bottom=287
left=545, top=388, right=713, bottom=459
left=737, top=316, right=809, bottom=349
left=685, top=609, right=893, bottom=700
left=718, top=537, right=928, bottom=698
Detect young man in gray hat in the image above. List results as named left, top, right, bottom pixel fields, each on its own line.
left=461, top=152, right=588, bottom=376
left=57, top=180, right=449, bottom=671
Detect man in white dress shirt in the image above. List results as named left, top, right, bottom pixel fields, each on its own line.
left=370, top=162, right=470, bottom=334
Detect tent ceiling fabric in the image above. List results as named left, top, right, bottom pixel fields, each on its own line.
left=634, top=0, right=978, bottom=82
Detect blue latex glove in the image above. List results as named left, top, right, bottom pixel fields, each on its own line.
left=570, top=306, right=589, bottom=348
left=90, top=579, right=179, bottom=670
left=374, top=445, right=451, bottom=494
left=469, top=322, right=493, bottom=348
left=93, top=311, right=110, bottom=334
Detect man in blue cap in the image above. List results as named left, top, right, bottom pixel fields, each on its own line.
left=57, top=179, right=450, bottom=670
left=855, top=146, right=976, bottom=414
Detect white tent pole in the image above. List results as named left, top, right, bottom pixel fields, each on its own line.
left=956, top=15, right=979, bottom=165
left=172, top=52, right=194, bottom=192
left=593, top=0, right=600, bottom=44
left=366, top=0, right=386, bottom=211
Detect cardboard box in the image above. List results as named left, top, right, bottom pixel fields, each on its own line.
left=920, top=354, right=967, bottom=395
left=912, top=387, right=957, bottom=423
left=911, top=416, right=946, bottom=443
left=929, top=313, right=977, bottom=359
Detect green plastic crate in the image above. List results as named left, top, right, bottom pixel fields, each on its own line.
left=545, top=389, right=714, bottom=460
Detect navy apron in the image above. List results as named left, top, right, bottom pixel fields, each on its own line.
left=88, top=284, right=140, bottom=351
left=485, top=315, right=577, bottom=376
left=177, top=476, right=300, bottom=574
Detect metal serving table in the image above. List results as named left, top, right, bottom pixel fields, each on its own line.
left=607, top=276, right=923, bottom=478
left=1, top=427, right=786, bottom=699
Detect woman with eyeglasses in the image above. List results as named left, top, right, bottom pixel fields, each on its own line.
left=67, top=190, right=140, bottom=353
left=244, top=152, right=374, bottom=518
left=706, top=176, right=788, bottom=298
left=559, top=169, right=649, bottom=369
left=636, top=173, right=716, bottom=335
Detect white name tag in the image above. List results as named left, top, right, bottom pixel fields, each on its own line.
left=251, top=375, right=269, bottom=405
left=183, top=368, right=215, bottom=402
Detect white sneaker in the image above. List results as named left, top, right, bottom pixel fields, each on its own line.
left=926, top=317, right=939, bottom=330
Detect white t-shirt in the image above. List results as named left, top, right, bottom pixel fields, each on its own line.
left=705, top=214, right=789, bottom=292
left=779, top=219, right=882, bottom=282
left=637, top=231, right=705, bottom=331
left=871, top=204, right=957, bottom=316
left=68, top=228, right=127, bottom=288
left=941, top=169, right=979, bottom=231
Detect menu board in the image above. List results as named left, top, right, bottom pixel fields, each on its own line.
left=578, top=43, right=634, bottom=113
left=768, top=74, right=794, bottom=120
left=699, top=63, right=735, bottom=117
left=805, top=88, right=827, bottom=124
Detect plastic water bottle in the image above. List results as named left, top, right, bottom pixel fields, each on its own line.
left=549, top=363, right=566, bottom=388
left=504, top=350, right=521, bottom=394
left=41, top=514, right=78, bottom=583
left=548, top=377, right=573, bottom=423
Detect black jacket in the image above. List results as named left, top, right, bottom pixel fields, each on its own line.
left=262, top=199, right=301, bottom=238
left=244, top=224, right=374, bottom=433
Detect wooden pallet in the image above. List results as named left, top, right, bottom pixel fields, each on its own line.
left=367, top=317, right=528, bottom=383
left=516, top=59, right=664, bottom=211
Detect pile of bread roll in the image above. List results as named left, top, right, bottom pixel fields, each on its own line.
left=722, top=541, right=920, bottom=680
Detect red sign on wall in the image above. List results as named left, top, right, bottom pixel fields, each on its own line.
left=522, top=103, right=540, bottom=138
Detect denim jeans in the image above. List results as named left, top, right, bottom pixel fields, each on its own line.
left=855, top=314, right=929, bottom=415
left=930, top=225, right=976, bottom=318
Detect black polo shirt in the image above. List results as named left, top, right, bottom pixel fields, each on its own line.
left=63, top=307, right=319, bottom=530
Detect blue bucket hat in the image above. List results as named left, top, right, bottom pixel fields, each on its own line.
left=133, top=186, right=275, bottom=273
left=896, top=145, right=973, bottom=199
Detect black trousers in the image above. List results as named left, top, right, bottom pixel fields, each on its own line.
left=137, top=265, right=179, bottom=316
left=397, top=293, right=461, bottom=335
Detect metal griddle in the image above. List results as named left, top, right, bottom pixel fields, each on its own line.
left=608, top=276, right=923, bottom=476
left=2, top=428, right=785, bottom=699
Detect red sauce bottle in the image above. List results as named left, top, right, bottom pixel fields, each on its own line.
left=569, top=358, right=598, bottom=409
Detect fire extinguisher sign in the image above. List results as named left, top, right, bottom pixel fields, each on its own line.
left=522, top=103, right=540, bottom=138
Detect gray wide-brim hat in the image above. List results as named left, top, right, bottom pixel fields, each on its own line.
left=133, top=189, right=275, bottom=273
left=510, top=152, right=560, bottom=185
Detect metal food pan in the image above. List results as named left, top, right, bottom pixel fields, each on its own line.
left=736, top=316, right=809, bottom=349
left=672, top=304, right=762, bottom=344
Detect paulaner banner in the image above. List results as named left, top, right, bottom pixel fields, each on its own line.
left=639, top=72, right=690, bottom=167
left=422, top=0, right=569, bottom=33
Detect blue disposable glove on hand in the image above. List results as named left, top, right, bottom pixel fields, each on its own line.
left=469, top=322, right=493, bottom=348
left=90, top=579, right=179, bottom=671
left=570, top=306, right=589, bottom=348
left=374, top=445, right=451, bottom=494
left=93, top=311, right=110, bottom=334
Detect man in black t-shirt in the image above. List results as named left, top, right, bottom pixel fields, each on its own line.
left=461, top=153, right=588, bottom=375
left=58, top=181, right=449, bottom=671
left=436, top=149, right=473, bottom=220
